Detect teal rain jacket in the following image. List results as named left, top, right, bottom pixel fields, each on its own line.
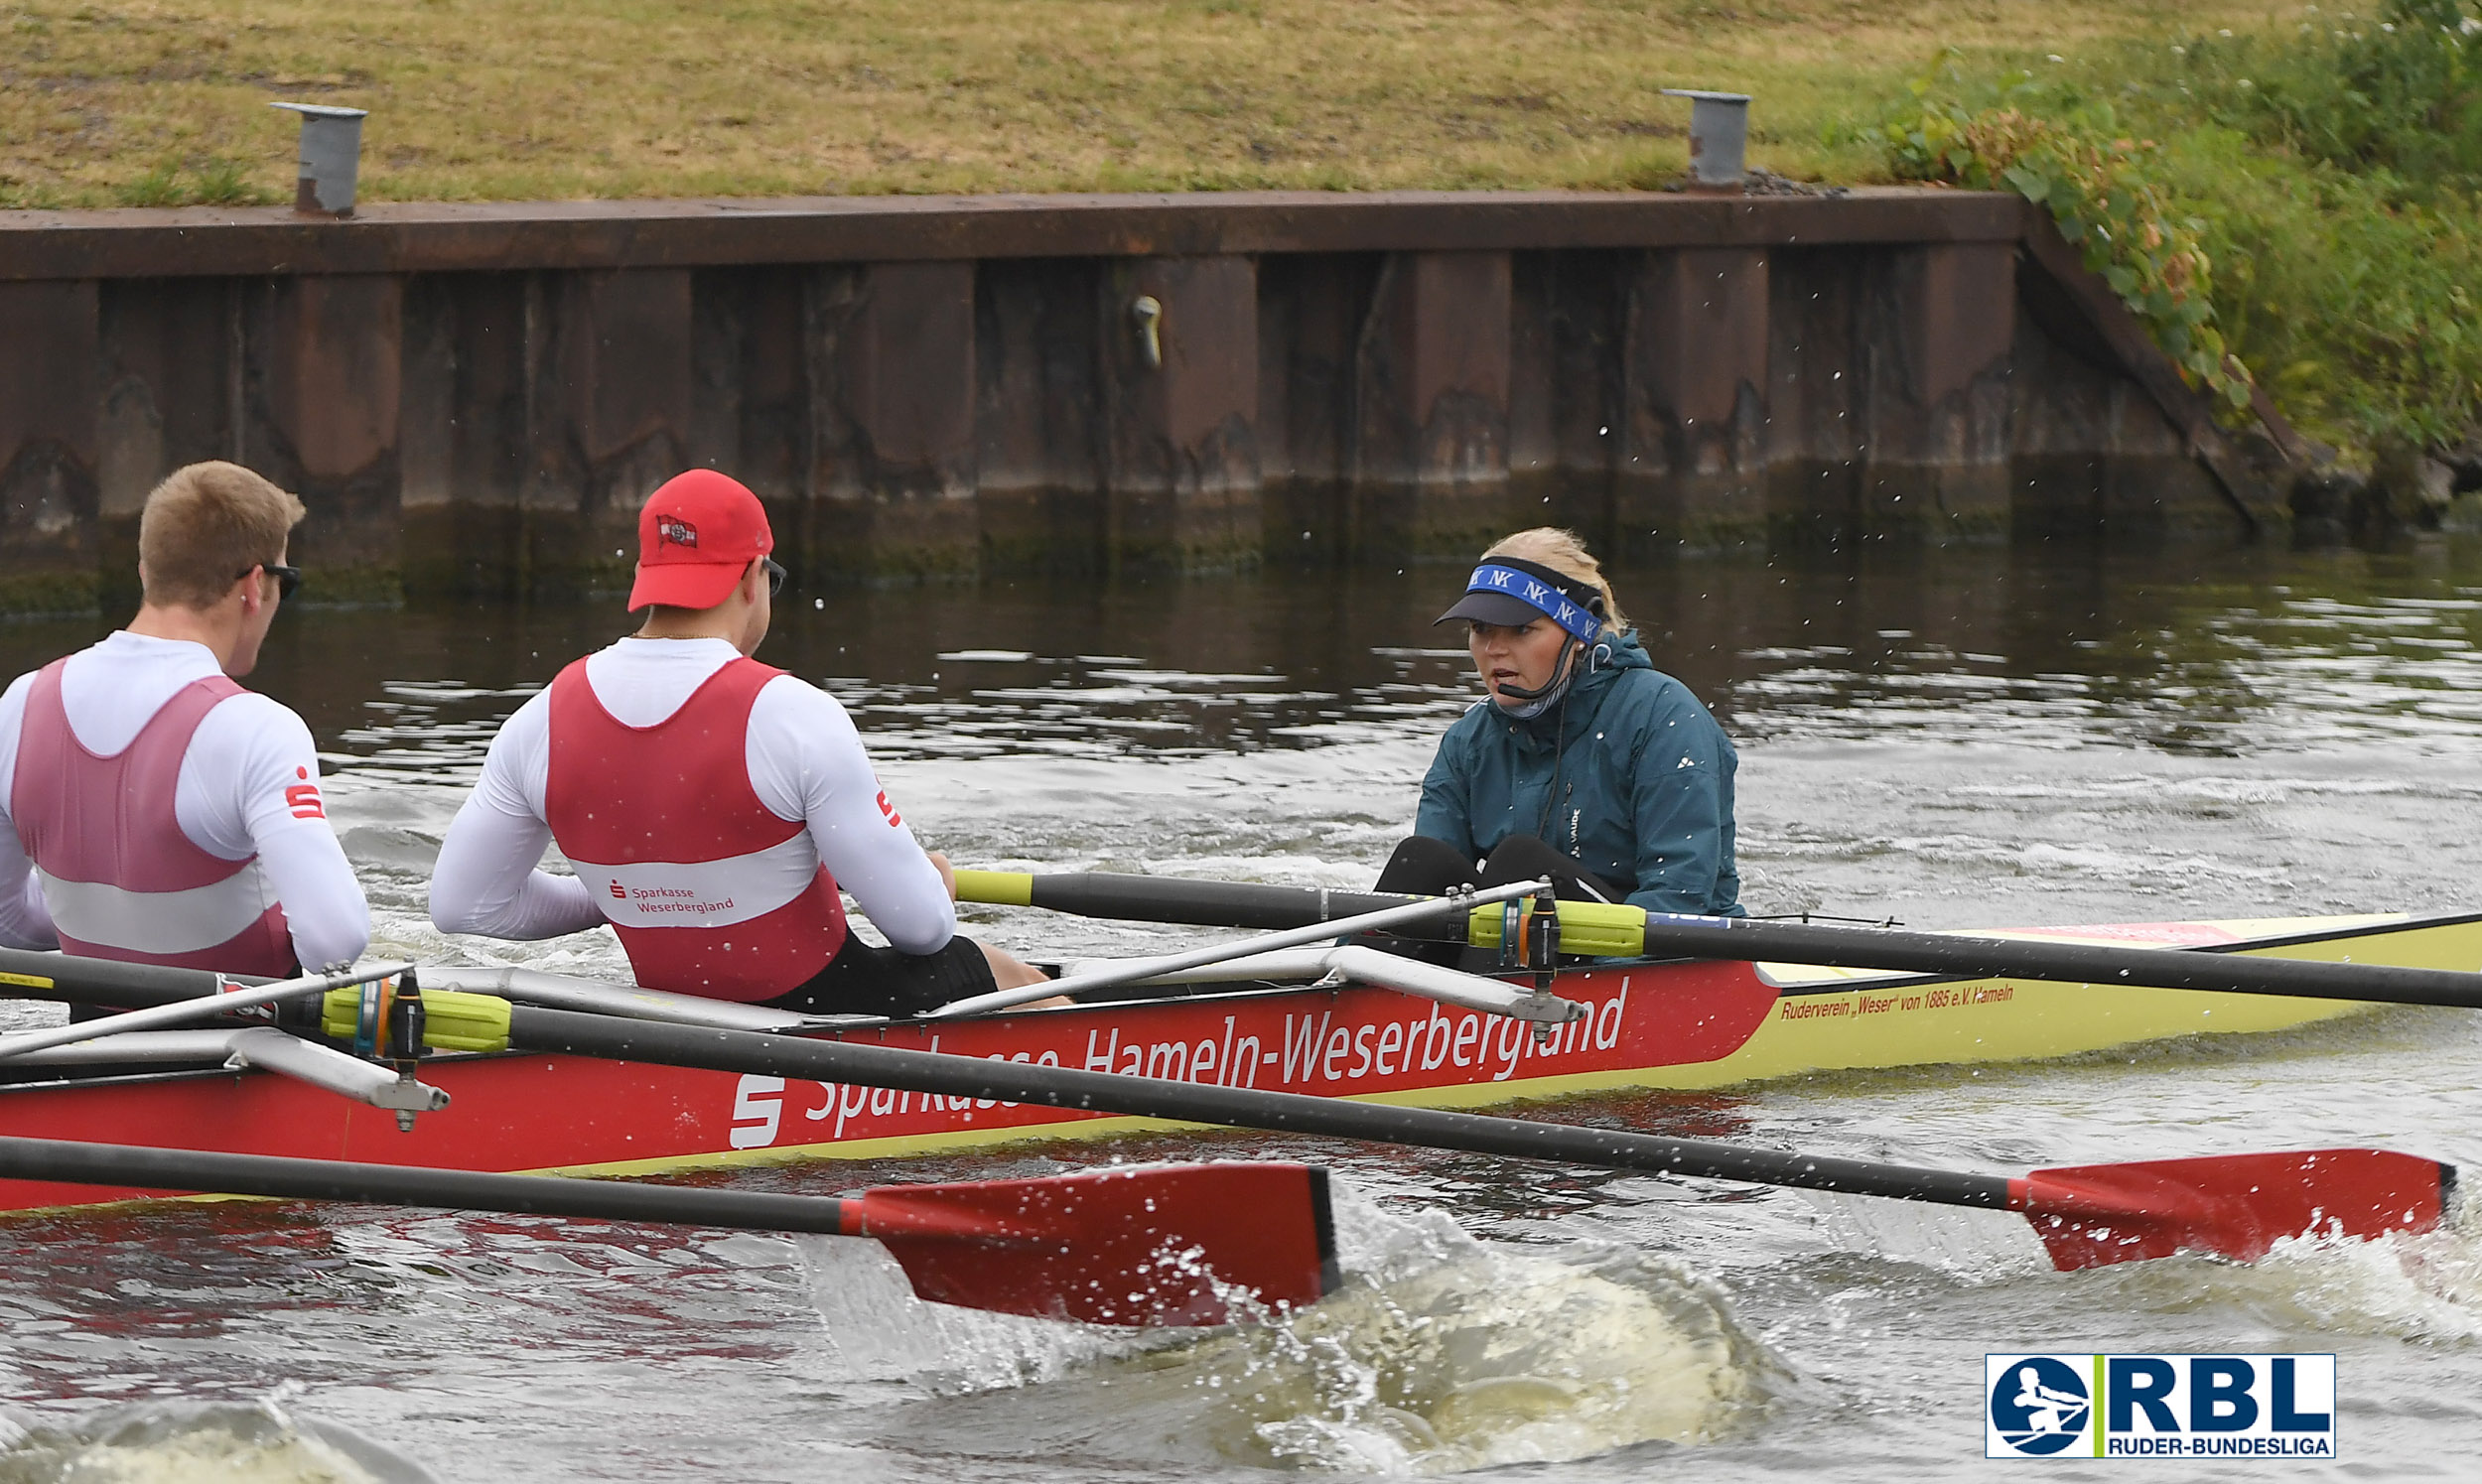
left=1414, top=629, right=1743, bottom=917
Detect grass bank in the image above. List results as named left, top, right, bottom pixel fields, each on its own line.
left=1857, top=0, right=2482, bottom=471
left=4, top=0, right=2276, bottom=205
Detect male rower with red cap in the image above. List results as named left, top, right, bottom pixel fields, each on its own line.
left=0, top=461, right=370, bottom=976
left=429, top=470, right=1049, bottom=1016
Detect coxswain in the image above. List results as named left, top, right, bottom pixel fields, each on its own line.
left=0, top=462, right=370, bottom=975
left=1380, top=527, right=1744, bottom=917
left=429, top=470, right=1050, bottom=1016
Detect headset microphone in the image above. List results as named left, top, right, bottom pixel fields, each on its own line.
left=1490, top=635, right=1586, bottom=703
left=1482, top=590, right=1603, bottom=703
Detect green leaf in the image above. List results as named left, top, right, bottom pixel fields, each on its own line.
left=2000, top=162, right=2050, bottom=202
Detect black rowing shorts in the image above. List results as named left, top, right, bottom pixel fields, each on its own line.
left=758, top=933, right=998, bottom=1019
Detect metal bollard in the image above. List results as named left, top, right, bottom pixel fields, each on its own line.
left=270, top=101, right=368, bottom=216
left=1660, top=88, right=1751, bottom=189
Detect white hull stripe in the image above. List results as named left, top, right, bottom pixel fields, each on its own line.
left=40, top=866, right=279, bottom=955
left=571, top=835, right=818, bottom=930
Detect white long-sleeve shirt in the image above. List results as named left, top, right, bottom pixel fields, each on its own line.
left=0, top=631, right=371, bottom=970
left=429, top=637, right=957, bottom=955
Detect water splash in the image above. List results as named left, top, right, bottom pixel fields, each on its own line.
left=1209, top=1240, right=1787, bottom=1471
left=802, top=1232, right=1142, bottom=1393
left=1796, top=1180, right=2482, bottom=1348
left=0, top=1399, right=435, bottom=1484
left=1793, top=1188, right=2052, bottom=1279
left=2245, top=1221, right=2482, bottom=1342
left=812, top=1181, right=1790, bottom=1472
left=2062, top=1199, right=2482, bottom=1347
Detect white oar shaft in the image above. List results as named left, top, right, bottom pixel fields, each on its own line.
left=1050, top=945, right=1586, bottom=1023
left=930, top=878, right=1552, bottom=1018
left=0, top=961, right=411, bottom=1060
left=425, top=965, right=825, bottom=1032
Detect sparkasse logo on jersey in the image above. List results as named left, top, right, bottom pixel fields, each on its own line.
left=1986, top=1353, right=2336, bottom=1459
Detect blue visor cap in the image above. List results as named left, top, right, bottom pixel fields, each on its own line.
left=1436, top=557, right=1604, bottom=643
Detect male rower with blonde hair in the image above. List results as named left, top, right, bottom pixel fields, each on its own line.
left=430, top=469, right=1049, bottom=1016
left=0, top=462, right=370, bottom=975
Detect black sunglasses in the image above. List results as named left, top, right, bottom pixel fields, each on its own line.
left=240, top=563, right=303, bottom=601
left=761, top=556, right=786, bottom=598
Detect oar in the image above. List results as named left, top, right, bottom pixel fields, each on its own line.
left=0, top=943, right=243, bottom=1009
left=0, top=1137, right=1337, bottom=1328
left=0, top=946, right=851, bottom=1038
left=929, top=877, right=1552, bottom=1018
left=0, top=950, right=2447, bottom=1268
left=1632, top=911, right=2482, bottom=1010
left=0, top=960, right=411, bottom=1060
left=959, top=869, right=1418, bottom=929
left=959, top=868, right=1642, bottom=956
left=497, top=1006, right=2454, bottom=1270
left=958, top=870, right=2482, bottom=1010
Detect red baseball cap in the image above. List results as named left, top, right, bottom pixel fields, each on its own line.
left=627, top=470, right=774, bottom=611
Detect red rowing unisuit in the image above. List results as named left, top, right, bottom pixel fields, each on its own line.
left=9, top=660, right=296, bottom=976
left=543, top=655, right=848, bottom=1001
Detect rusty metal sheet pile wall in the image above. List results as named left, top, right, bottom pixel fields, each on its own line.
left=0, top=189, right=2252, bottom=609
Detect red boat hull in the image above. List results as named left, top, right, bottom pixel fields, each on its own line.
left=0, top=962, right=1767, bottom=1211
left=11, top=905, right=2465, bottom=1215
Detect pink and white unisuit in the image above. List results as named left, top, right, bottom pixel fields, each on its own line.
left=0, top=631, right=368, bottom=973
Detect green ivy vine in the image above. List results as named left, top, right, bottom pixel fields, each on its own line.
left=1858, top=64, right=2257, bottom=411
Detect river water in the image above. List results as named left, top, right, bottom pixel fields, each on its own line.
left=3, top=534, right=2481, bottom=1481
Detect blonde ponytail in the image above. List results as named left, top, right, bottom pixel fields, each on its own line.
left=1480, top=528, right=1628, bottom=637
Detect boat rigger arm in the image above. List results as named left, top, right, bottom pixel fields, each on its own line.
left=1053, top=943, right=1587, bottom=1025
left=4, top=1028, right=444, bottom=1118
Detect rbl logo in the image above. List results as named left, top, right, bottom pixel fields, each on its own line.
left=1989, top=1356, right=2091, bottom=1455
left=1986, top=1353, right=2337, bottom=1459
left=284, top=765, right=324, bottom=820
left=656, top=514, right=698, bottom=549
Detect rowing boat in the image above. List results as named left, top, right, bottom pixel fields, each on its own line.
left=1, top=908, right=2474, bottom=1214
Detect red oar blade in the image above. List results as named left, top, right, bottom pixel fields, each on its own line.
left=2013, top=1148, right=2456, bottom=1271
left=851, top=1160, right=1340, bottom=1326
